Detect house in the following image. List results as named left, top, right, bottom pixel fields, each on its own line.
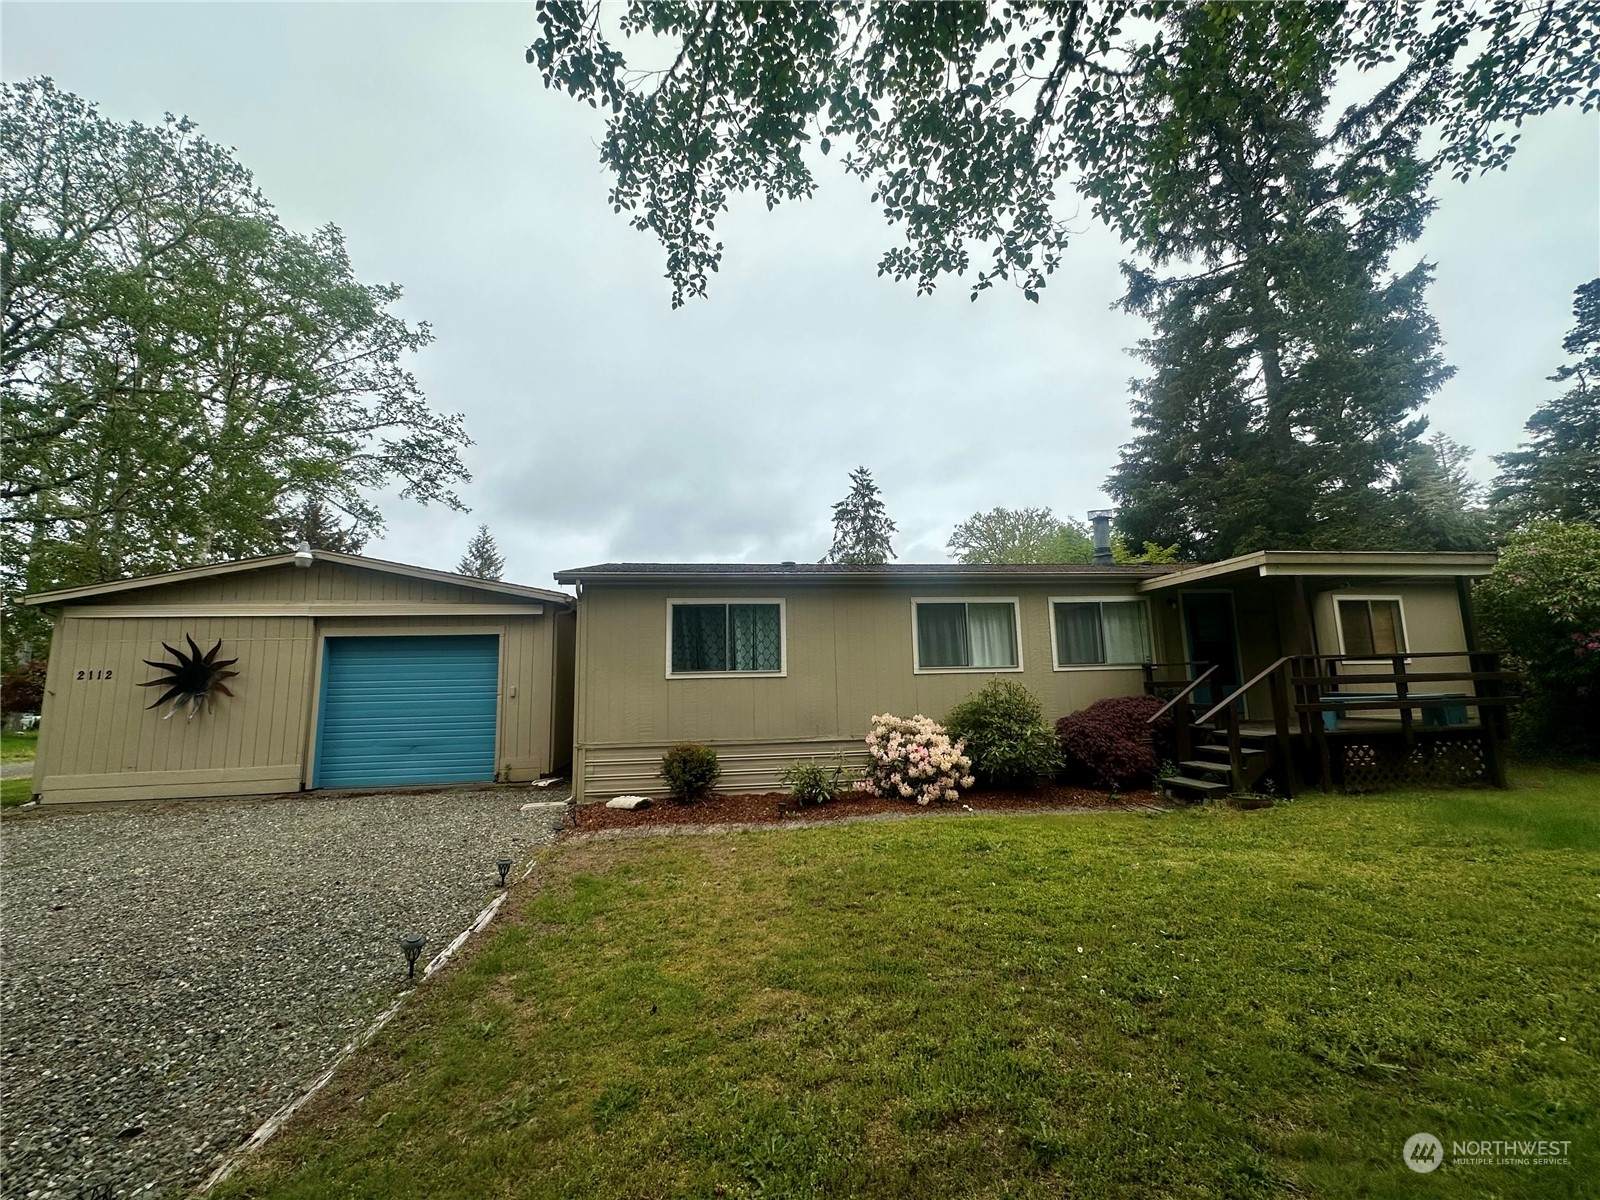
left=23, top=550, right=575, bottom=804
left=21, top=536, right=1506, bottom=807
left=554, top=546, right=1506, bottom=803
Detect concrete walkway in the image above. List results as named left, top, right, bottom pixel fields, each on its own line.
left=0, top=761, right=34, bottom=779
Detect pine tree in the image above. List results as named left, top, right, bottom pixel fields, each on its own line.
left=1393, top=435, right=1492, bottom=551
left=457, top=525, right=506, bottom=580
left=827, top=468, right=896, bottom=565
left=1105, top=16, right=1452, bottom=560
left=276, top=497, right=368, bottom=554
left=1491, top=279, right=1600, bottom=530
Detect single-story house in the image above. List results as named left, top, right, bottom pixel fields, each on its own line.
left=554, top=546, right=1504, bottom=803
left=23, top=550, right=575, bottom=804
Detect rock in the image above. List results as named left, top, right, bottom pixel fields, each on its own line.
left=605, top=795, right=652, bottom=811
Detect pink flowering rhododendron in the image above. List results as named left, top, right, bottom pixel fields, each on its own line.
left=861, top=713, right=974, bottom=805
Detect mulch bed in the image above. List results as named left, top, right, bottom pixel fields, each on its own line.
left=573, top=784, right=1159, bottom=831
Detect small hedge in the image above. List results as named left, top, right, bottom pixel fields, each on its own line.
left=1056, top=695, right=1171, bottom=790
left=0, top=659, right=46, bottom=715
left=660, top=743, right=720, bottom=801
left=945, top=679, right=1062, bottom=790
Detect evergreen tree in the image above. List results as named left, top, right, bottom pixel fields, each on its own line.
left=457, top=525, right=505, bottom=580
left=827, top=468, right=896, bottom=565
left=1491, top=279, right=1600, bottom=530
left=947, top=508, right=1091, bottom=564
left=275, top=498, right=369, bottom=554
left=1105, top=12, right=1452, bottom=560
left=1393, top=435, right=1492, bottom=550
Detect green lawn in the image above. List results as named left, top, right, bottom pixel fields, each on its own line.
left=218, top=766, right=1600, bottom=1200
left=1, top=776, right=33, bottom=807
left=1, top=729, right=38, bottom=763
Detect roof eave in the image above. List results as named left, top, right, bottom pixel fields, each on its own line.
left=25, top=550, right=574, bottom=609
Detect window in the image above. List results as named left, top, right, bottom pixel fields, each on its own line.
left=1051, top=599, right=1152, bottom=667
left=913, top=600, right=1021, bottom=671
left=1337, top=597, right=1406, bottom=658
left=669, top=602, right=784, bottom=675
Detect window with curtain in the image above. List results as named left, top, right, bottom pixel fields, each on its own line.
left=1052, top=600, right=1152, bottom=666
left=914, top=601, right=1019, bottom=670
left=670, top=602, right=783, bottom=673
left=1337, top=598, right=1405, bottom=658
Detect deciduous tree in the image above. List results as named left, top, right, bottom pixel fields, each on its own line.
left=0, top=79, right=470, bottom=644
left=947, top=506, right=1091, bottom=563
left=529, top=2, right=1598, bottom=305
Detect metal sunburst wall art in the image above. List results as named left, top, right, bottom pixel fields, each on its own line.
left=139, top=636, right=240, bottom=720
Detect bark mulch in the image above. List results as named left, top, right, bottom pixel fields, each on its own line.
left=573, top=784, right=1160, bottom=831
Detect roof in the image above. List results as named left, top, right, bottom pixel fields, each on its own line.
left=24, top=550, right=575, bottom=608
left=1137, top=549, right=1498, bottom=591
left=554, top=562, right=1174, bottom=584
left=557, top=550, right=1499, bottom=590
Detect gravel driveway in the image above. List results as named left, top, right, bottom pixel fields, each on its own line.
left=1, top=786, right=569, bottom=1199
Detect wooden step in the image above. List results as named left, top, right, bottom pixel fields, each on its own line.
left=1178, top=760, right=1235, bottom=775
left=1160, top=775, right=1229, bottom=795
left=1193, top=745, right=1265, bottom=760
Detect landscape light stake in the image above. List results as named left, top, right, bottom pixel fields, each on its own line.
left=496, top=857, right=513, bottom=888
left=400, top=933, right=426, bottom=979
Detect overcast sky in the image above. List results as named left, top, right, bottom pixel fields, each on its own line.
left=5, top=3, right=1597, bottom=588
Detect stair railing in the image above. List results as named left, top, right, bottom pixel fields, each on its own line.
left=1145, top=663, right=1218, bottom=765
left=1194, top=656, right=1296, bottom=795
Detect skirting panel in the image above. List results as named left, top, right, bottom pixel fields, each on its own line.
left=578, top=737, right=870, bottom=803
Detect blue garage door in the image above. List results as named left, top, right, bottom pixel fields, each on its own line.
left=315, top=635, right=499, bottom=788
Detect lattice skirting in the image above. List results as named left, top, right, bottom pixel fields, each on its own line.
left=1337, top=732, right=1489, bottom=792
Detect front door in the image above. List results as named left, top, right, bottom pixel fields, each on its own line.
left=1181, top=593, right=1241, bottom=711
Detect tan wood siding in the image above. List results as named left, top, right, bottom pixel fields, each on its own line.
left=85, top=561, right=518, bottom=608
left=36, top=615, right=314, bottom=803
left=572, top=581, right=1170, bottom=801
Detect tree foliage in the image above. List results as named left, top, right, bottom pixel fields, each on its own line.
left=1491, top=278, right=1600, bottom=530
left=0, top=79, right=470, bottom=624
left=1475, top=522, right=1600, bottom=757
left=529, top=1, right=1599, bottom=305
left=275, top=497, right=369, bottom=555
left=947, top=506, right=1091, bottom=563
left=827, top=466, right=896, bottom=564
left=1099, top=6, right=1462, bottom=559
left=457, top=524, right=506, bottom=580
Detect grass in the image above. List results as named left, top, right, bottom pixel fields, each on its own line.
left=218, top=764, right=1600, bottom=1199
left=1, top=729, right=38, bottom=763
left=1, top=776, right=32, bottom=807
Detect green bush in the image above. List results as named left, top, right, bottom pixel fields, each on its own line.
left=660, top=743, right=721, bottom=801
left=1476, top=521, right=1600, bottom=756
left=779, top=759, right=855, bottom=805
left=945, top=679, right=1063, bottom=790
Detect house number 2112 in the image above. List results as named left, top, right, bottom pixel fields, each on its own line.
left=76, top=669, right=114, bottom=680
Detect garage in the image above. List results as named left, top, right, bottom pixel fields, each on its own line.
left=23, top=550, right=575, bottom=805
left=314, top=634, right=501, bottom=788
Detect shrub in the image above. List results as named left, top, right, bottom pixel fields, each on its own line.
left=779, top=759, right=855, bottom=805
left=1475, top=521, right=1600, bottom=756
left=0, top=660, right=46, bottom=715
left=660, top=743, right=720, bottom=801
left=944, top=679, right=1063, bottom=789
left=1056, top=695, right=1171, bottom=790
left=861, top=713, right=973, bottom=805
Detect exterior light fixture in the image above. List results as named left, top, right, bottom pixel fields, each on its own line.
left=399, top=932, right=426, bottom=978
left=496, top=857, right=513, bottom=887
left=293, top=541, right=314, bottom=568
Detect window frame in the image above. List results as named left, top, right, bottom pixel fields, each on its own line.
left=1048, top=595, right=1155, bottom=671
left=1333, top=594, right=1411, bottom=662
left=664, top=597, right=788, bottom=679
left=909, top=597, right=1025, bottom=674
